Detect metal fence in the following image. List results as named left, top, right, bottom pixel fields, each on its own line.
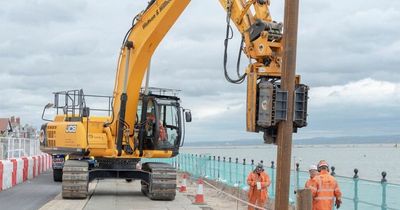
left=0, top=137, right=41, bottom=160
left=144, top=153, right=400, bottom=210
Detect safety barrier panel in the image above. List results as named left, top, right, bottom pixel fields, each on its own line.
left=0, top=154, right=51, bottom=191
left=144, top=153, right=400, bottom=210
left=0, top=137, right=40, bottom=160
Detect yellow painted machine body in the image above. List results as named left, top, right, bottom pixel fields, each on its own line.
left=43, top=114, right=174, bottom=158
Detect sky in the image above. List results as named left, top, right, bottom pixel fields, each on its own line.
left=0, top=0, right=399, bottom=142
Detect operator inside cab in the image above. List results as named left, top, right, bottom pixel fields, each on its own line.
left=145, top=112, right=167, bottom=142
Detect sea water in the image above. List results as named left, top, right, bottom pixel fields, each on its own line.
left=181, top=144, right=400, bottom=209
left=182, top=144, right=400, bottom=183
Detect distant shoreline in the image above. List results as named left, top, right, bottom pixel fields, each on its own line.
left=183, top=143, right=400, bottom=149
left=184, top=135, right=400, bottom=147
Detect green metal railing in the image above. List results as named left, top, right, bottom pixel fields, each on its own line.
left=144, top=153, right=400, bottom=210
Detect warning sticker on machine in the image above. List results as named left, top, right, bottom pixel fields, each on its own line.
left=261, top=100, right=268, bottom=110
left=65, top=125, right=77, bottom=133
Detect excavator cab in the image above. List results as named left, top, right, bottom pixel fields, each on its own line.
left=136, top=88, right=191, bottom=156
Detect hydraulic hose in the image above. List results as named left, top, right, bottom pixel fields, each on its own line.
left=223, top=7, right=246, bottom=84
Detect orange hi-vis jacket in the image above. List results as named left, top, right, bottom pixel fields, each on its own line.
left=247, top=171, right=271, bottom=202
left=305, top=177, right=318, bottom=208
left=310, top=170, right=342, bottom=210
left=305, top=177, right=317, bottom=189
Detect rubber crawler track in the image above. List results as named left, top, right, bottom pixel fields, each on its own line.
left=62, top=160, right=89, bottom=199
left=141, top=162, right=177, bottom=201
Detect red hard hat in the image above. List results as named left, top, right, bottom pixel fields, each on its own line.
left=318, top=160, right=329, bottom=168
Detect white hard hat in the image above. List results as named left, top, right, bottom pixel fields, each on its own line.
left=318, top=160, right=329, bottom=168
left=309, top=165, right=318, bottom=171
left=256, top=163, right=264, bottom=170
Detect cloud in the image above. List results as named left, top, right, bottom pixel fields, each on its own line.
left=0, top=0, right=399, bottom=141
left=311, top=78, right=400, bottom=108
left=0, top=1, right=87, bottom=25
left=297, top=0, right=400, bottom=86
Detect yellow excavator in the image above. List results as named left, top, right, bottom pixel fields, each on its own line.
left=40, top=0, right=308, bottom=200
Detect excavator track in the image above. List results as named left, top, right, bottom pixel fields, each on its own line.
left=141, top=162, right=177, bottom=201
left=62, top=160, right=89, bottom=199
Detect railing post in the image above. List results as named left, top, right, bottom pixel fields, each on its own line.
left=209, top=156, right=212, bottom=178
left=187, top=154, right=190, bottom=172
left=353, top=168, right=359, bottom=210
left=296, top=162, right=300, bottom=192
left=217, top=156, right=220, bottom=180
left=213, top=156, right=216, bottom=179
left=229, top=157, right=232, bottom=184
left=191, top=154, right=194, bottom=175
left=331, top=166, right=336, bottom=176
left=195, top=154, right=198, bottom=176
left=187, top=154, right=189, bottom=172
left=200, top=154, right=205, bottom=177
left=251, top=159, right=255, bottom=171
left=235, top=158, right=239, bottom=185
left=223, top=157, right=226, bottom=182
left=271, top=161, right=275, bottom=198
left=186, top=154, right=189, bottom=172
left=196, top=154, right=204, bottom=177
left=180, top=154, right=183, bottom=170
left=381, top=171, right=387, bottom=210
left=183, top=154, right=186, bottom=171
left=187, top=154, right=193, bottom=175
left=242, top=158, right=246, bottom=188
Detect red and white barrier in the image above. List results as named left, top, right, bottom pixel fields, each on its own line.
left=1, top=160, right=13, bottom=190
left=0, top=154, right=52, bottom=191
left=27, top=157, right=34, bottom=179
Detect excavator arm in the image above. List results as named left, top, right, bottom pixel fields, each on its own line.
left=111, top=0, right=290, bottom=154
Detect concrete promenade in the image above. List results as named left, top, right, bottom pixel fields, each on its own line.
left=0, top=169, right=259, bottom=210
left=0, top=170, right=60, bottom=210
left=40, top=179, right=202, bottom=210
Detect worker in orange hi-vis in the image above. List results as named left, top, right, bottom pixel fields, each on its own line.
left=247, top=163, right=271, bottom=210
left=305, top=165, right=319, bottom=189
left=305, top=164, right=319, bottom=208
left=310, top=160, right=342, bottom=210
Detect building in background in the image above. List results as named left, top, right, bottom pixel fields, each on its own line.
left=0, top=118, right=12, bottom=136
left=0, top=116, right=37, bottom=138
